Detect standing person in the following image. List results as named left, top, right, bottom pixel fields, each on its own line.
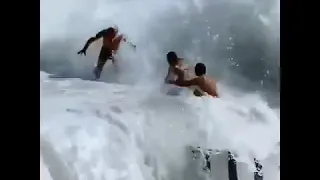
left=77, top=27, right=136, bottom=79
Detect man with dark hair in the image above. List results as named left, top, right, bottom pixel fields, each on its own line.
left=77, top=27, right=136, bottom=79
left=170, top=63, right=219, bottom=98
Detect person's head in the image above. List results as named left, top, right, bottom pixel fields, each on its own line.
left=167, top=51, right=183, bottom=66
left=106, top=27, right=117, bottom=38
left=195, top=63, right=206, bottom=76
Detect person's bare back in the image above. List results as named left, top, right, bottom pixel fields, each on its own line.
left=172, top=63, right=219, bottom=98
left=194, top=76, right=218, bottom=97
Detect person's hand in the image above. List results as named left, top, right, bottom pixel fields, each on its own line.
left=126, top=41, right=136, bottom=50
left=173, top=66, right=184, bottom=76
left=77, top=49, right=86, bottom=56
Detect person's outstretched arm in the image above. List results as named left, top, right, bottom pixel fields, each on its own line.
left=77, top=29, right=107, bottom=55
left=174, top=78, right=199, bottom=87
left=167, top=67, right=196, bottom=86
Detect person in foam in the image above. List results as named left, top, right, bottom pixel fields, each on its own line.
left=77, top=26, right=136, bottom=80
left=164, top=51, right=190, bottom=83
left=169, top=62, right=219, bottom=98
left=164, top=51, right=194, bottom=95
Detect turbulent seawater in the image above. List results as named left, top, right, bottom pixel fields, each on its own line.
left=40, top=0, right=280, bottom=179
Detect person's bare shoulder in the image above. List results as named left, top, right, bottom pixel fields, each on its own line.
left=198, top=75, right=206, bottom=82
left=211, top=78, right=217, bottom=85
left=193, top=76, right=203, bottom=86
left=206, top=76, right=216, bottom=84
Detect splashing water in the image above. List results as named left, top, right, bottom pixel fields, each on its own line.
left=40, top=0, right=280, bottom=179
left=40, top=71, right=279, bottom=180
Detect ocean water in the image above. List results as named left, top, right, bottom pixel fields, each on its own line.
left=40, top=0, right=280, bottom=179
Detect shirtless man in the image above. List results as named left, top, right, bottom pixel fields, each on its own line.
left=170, top=63, right=219, bottom=98
left=77, top=27, right=136, bottom=79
